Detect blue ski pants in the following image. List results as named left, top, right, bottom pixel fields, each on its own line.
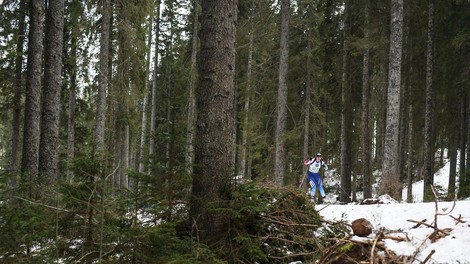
left=307, top=171, right=325, bottom=198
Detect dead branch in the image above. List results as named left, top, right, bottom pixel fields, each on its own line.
left=407, top=231, right=432, bottom=263
left=406, top=219, right=451, bottom=236
left=369, top=230, right=382, bottom=264
left=13, top=196, right=85, bottom=219
left=450, top=214, right=466, bottom=224
left=382, top=234, right=409, bottom=242
left=261, top=215, right=319, bottom=228
left=411, top=219, right=427, bottom=228
left=422, top=249, right=436, bottom=264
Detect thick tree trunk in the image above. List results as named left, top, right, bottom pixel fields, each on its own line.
left=21, top=0, right=44, bottom=186
left=38, top=0, right=65, bottom=183
left=95, top=0, right=111, bottom=153
left=10, top=0, right=26, bottom=178
left=340, top=1, right=352, bottom=203
left=361, top=0, right=372, bottom=199
left=423, top=0, right=435, bottom=202
left=189, top=0, right=237, bottom=245
left=381, top=0, right=403, bottom=200
left=274, top=0, right=290, bottom=187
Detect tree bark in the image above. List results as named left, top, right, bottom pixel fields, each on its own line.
left=38, top=0, right=65, bottom=183
left=274, top=0, right=290, bottom=187
left=407, top=104, right=413, bottom=202
left=467, top=95, right=470, bottom=175
left=138, top=17, right=153, bottom=175
left=67, top=0, right=80, bottom=181
left=148, top=1, right=161, bottom=175
left=340, top=0, right=352, bottom=203
left=381, top=0, right=403, bottom=200
left=302, top=26, right=312, bottom=162
left=189, top=0, right=237, bottom=245
left=240, top=5, right=255, bottom=178
left=9, top=0, right=26, bottom=178
left=448, top=129, right=457, bottom=198
left=361, top=0, right=372, bottom=199
left=406, top=37, right=414, bottom=202
left=460, top=94, right=467, bottom=176
left=94, top=0, right=111, bottom=153
left=423, top=0, right=435, bottom=202
left=21, top=0, right=44, bottom=186
left=185, top=0, right=199, bottom=177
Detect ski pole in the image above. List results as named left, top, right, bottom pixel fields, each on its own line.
left=299, top=169, right=308, bottom=188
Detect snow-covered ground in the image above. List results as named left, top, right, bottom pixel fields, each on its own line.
left=316, top=156, right=470, bottom=263
left=317, top=199, right=470, bottom=263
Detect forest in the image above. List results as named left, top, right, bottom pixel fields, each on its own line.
left=0, top=0, right=469, bottom=263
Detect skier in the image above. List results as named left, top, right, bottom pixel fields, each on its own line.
left=303, top=152, right=328, bottom=200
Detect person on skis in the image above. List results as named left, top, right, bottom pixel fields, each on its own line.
left=303, top=152, right=328, bottom=200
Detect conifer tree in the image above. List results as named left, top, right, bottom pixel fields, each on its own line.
left=189, top=0, right=237, bottom=245
left=381, top=0, right=404, bottom=200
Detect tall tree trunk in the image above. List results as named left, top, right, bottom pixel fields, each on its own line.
left=67, top=0, right=80, bottom=181
left=340, top=1, right=352, bottom=203
left=361, top=0, right=372, bottom=199
left=148, top=1, right=161, bottom=175
left=9, top=0, right=26, bottom=179
left=185, top=0, right=199, bottom=177
left=274, top=0, right=290, bottom=187
left=121, top=125, right=129, bottom=189
left=240, top=6, right=255, bottom=178
left=138, top=93, right=148, bottom=175
left=460, top=94, right=467, bottom=175
left=381, top=0, right=403, bottom=200
left=423, top=0, right=435, bottom=202
left=302, top=27, right=312, bottom=161
left=467, top=95, right=470, bottom=173
left=448, top=128, right=458, bottom=199
left=94, top=0, right=111, bottom=153
left=138, top=18, right=153, bottom=175
left=38, top=0, right=65, bottom=183
left=67, top=74, right=77, bottom=181
left=189, top=0, right=237, bottom=245
left=407, top=104, right=413, bottom=202
left=465, top=96, right=470, bottom=190
left=406, top=37, right=414, bottom=202
left=114, top=2, right=130, bottom=189
left=21, top=0, right=44, bottom=188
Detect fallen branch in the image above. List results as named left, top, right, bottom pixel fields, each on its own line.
left=407, top=219, right=452, bottom=237
left=383, top=234, right=409, bottom=242
left=450, top=214, right=466, bottom=224
left=411, top=219, right=427, bottom=229
left=422, top=249, right=436, bottom=264
left=370, top=231, right=383, bottom=264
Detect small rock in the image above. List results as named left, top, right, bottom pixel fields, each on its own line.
left=352, top=218, right=373, bottom=237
